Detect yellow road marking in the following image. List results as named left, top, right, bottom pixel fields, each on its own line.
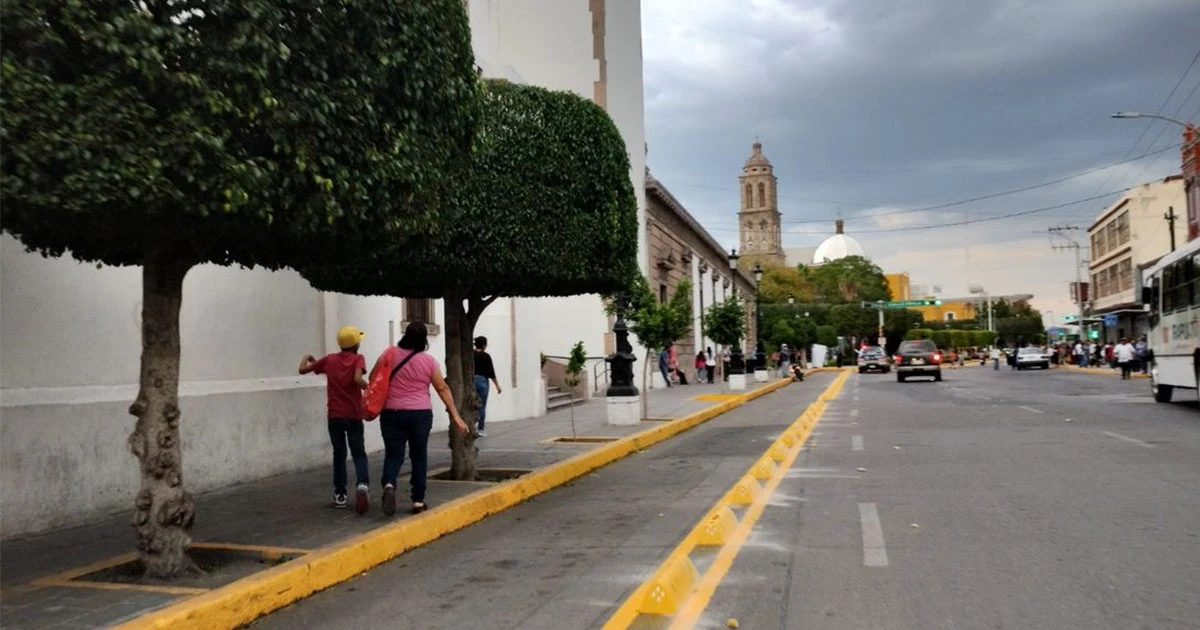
left=115, top=376, right=803, bottom=630
left=603, top=371, right=848, bottom=630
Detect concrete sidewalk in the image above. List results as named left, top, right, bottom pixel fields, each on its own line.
left=0, top=377, right=789, bottom=630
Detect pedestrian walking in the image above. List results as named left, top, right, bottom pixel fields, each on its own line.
left=1134, top=337, right=1148, bottom=374
left=372, top=322, right=469, bottom=516
left=990, top=346, right=1001, bottom=370
left=1114, top=337, right=1136, bottom=380
left=473, top=336, right=501, bottom=438
left=705, top=347, right=717, bottom=384
left=659, top=344, right=673, bottom=387
left=1073, top=341, right=1087, bottom=367
left=695, top=350, right=708, bottom=384
left=298, top=325, right=370, bottom=513
left=779, top=343, right=791, bottom=378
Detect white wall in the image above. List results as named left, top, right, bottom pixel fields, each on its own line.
left=0, top=0, right=644, bottom=538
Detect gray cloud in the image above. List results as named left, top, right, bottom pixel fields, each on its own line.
left=642, top=0, right=1200, bottom=321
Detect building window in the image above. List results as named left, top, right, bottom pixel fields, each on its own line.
left=758, top=183, right=765, bottom=207
left=1117, top=211, right=1130, bottom=245
left=1092, top=232, right=1106, bottom=259
left=659, top=283, right=668, bottom=303
left=1119, top=258, right=1133, bottom=292
left=403, top=298, right=438, bottom=333
left=744, top=184, right=751, bottom=207
left=945, top=312, right=956, bottom=321
left=1106, top=222, right=1118, bottom=252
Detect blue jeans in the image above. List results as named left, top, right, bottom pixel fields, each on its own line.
left=328, top=419, right=368, bottom=495
left=380, top=410, right=433, bottom=502
left=660, top=365, right=671, bottom=386
left=474, top=375, right=490, bottom=430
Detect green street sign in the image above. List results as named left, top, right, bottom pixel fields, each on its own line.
left=861, top=300, right=943, bottom=310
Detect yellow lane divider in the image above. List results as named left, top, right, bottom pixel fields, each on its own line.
left=603, top=371, right=850, bottom=629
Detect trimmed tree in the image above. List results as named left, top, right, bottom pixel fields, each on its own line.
left=1, top=0, right=477, bottom=577
left=565, top=341, right=587, bottom=438
left=704, top=297, right=748, bottom=368
left=301, top=80, right=638, bottom=479
left=609, top=275, right=693, bottom=417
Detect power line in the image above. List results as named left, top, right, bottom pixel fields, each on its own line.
left=699, top=188, right=1133, bottom=235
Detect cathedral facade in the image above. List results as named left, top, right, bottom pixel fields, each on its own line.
left=737, top=141, right=785, bottom=267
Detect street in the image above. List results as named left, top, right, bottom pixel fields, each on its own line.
left=248, top=367, right=1199, bottom=630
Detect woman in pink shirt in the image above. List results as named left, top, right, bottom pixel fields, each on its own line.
left=371, top=322, right=469, bottom=516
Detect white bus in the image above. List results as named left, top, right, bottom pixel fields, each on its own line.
left=1142, top=238, right=1200, bottom=405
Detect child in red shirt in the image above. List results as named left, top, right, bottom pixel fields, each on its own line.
left=300, top=326, right=370, bottom=513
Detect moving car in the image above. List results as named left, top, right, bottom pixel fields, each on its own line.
left=1015, top=347, right=1051, bottom=370
left=895, top=340, right=943, bottom=382
left=857, top=346, right=891, bottom=374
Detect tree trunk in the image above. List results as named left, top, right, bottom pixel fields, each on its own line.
left=444, top=293, right=495, bottom=480
left=127, top=250, right=197, bottom=578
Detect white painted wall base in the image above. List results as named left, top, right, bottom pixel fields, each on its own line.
left=728, top=374, right=747, bottom=391
left=605, top=396, right=641, bottom=426
left=754, top=369, right=768, bottom=383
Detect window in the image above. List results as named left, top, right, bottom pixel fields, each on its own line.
left=1119, top=258, right=1132, bottom=292
left=403, top=298, right=437, bottom=332
left=1106, top=222, right=1118, bottom=252
left=659, top=284, right=668, bottom=303
left=945, top=312, right=956, bottom=321
left=744, top=184, right=752, bottom=207
left=1117, top=211, right=1130, bottom=245
left=757, top=183, right=765, bottom=207
left=1092, top=231, right=1107, bottom=259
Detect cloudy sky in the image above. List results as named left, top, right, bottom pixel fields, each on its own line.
left=640, top=0, right=1200, bottom=324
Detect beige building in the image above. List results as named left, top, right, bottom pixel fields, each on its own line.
left=1088, top=175, right=1187, bottom=341
left=738, top=141, right=785, bottom=267
left=647, top=172, right=757, bottom=380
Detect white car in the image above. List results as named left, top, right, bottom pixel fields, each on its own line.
left=1015, top=347, right=1051, bottom=370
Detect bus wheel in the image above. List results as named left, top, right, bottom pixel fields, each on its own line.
left=1152, top=377, right=1174, bottom=403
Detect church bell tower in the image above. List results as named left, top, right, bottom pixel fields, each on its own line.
left=738, top=140, right=784, bottom=267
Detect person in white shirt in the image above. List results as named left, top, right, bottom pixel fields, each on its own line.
left=989, top=346, right=1001, bottom=370
left=1113, top=337, right=1137, bottom=380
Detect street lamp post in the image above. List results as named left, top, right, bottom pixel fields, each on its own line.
left=753, top=262, right=766, bottom=381
left=727, top=250, right=746, bottom=379
left=1113, top=111, right=1198, bottom=244
left=969, top=284, right=993, bottom=332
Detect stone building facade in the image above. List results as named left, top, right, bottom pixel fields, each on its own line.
left=738, top=140, right=785, bottom=267
left=646, top=171, right=757, bottom=383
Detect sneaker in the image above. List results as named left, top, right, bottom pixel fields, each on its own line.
left=382, top=484, right=396, bottom=516
left=476, top=430, right=487, bottom=438
left=332, top=492, right=348, bottom=509
left=354, top=484, right=369, bottom=515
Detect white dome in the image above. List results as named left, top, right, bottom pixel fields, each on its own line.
left=813, top=234, right=866, bottom=264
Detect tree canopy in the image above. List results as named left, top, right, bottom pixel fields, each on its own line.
left=704, top=298, right=747, bottom=348
left=757, top=265, right=815, bottom=304
left=809, top=256, right=890, bottom=305
left=2, top=0, right=479, bottom=268
left=302, top=79, right=638, bottom=300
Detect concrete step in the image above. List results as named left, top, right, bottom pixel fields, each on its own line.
left=547, top=396, right=587, bottom=411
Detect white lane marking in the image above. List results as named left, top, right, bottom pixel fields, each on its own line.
left=852, top=435, right=864, bottom=451
left=858, top=503, right=889, bottom=567
left=1101, top=431, right=1155, bottom=448
left=850, top=409, right=860, bottom=418
left=1018, top=405, right=1044, bottom=414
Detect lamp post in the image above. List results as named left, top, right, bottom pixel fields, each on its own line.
left=1111, top=112, right=1191, bottom=127
left=727, top=249, right=745, bottom=377
left=969, top=284, right=993, bottom=332
left=753, top=262, right=766, bottom=379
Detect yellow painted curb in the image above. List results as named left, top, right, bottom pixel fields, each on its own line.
left=725, top=477, right=762, bottom=506
left=780, top=433, right=797, bottom=448
left=115, top=373, right=810, bottom=630
left=694, top=506, right=739, bottom=547
left=603, top=371, right=850, bottom=630
left=767, top=445, right=787, bottom=463
left=639, top=555, right=700, bottom=616
left=750, top=458, right=775, bottom=481
left=1054, top=365, right=1150, bottom=379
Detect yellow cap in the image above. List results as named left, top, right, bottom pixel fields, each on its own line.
left=336, top=326, right=366, bottom=350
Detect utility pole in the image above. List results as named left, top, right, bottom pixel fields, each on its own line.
left=1165, top=206, right=1178, bottom=252
left=1048, top=226, right=1086, bottom=342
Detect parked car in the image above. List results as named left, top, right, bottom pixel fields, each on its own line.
left=895, top=339, right=943, bottom=382
left=1015, top=347, right=1051, bottom=370
left=858, top=346, right=891, bottom=374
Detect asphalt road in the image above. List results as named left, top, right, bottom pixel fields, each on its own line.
left=251, top=367, right=1199, bottom=629
left=700, top=366, right=1199, bottom=630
